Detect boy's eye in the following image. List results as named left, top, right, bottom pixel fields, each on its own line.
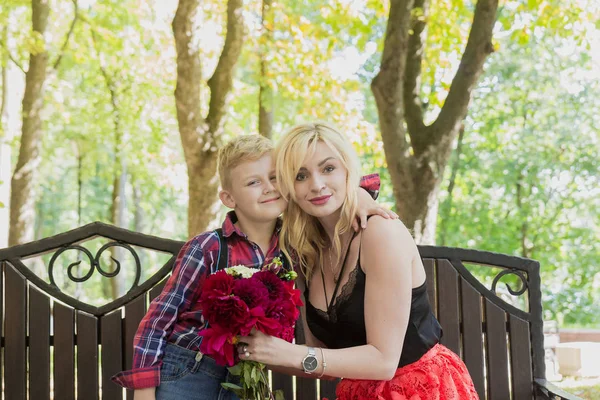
left=248, top=180, right=259, bottom=186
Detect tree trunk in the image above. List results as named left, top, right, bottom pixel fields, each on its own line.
left=0, top=26, right=11, bottom=248
left=172, top=0, right=245, bottom=237
left=109, top=158, right=127, bottom=299
left=438, top=125, right=465, bottom=246
left=8, top=0, right=50, bottom=246
left=371, top=0, right=498, bottom=244
left=258, top=0, right=274, bottom=138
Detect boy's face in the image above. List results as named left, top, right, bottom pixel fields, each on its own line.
left=219, top=153, right=286, bottom=223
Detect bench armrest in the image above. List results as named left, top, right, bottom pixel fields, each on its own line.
left=534, top=378, right=584, bottom=400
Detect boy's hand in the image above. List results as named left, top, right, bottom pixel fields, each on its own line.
left=133, top=387, right=156, bottom=400
left=354, top=188, right=398, bottom=231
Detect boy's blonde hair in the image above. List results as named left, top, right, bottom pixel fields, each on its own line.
left=217, top=135, right=274, bottom=189
left=274, top=122, right=361, bottom=281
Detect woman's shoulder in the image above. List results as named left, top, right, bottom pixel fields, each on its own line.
left=362, top=215, right=412, bottom=239
left=360, top=216, right=417, bottom=257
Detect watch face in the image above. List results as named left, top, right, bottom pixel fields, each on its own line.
left=303, top=356, right=318, bottom=372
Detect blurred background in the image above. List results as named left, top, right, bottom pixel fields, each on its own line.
left=0, top=0, right=598, bottom=395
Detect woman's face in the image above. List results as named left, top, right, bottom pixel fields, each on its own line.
left=293, top=140, right=348, bottom=219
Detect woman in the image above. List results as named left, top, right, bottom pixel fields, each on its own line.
left=238, top=122, right=478, bottom=399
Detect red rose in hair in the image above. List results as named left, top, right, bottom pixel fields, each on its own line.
left=202, top=295, right=249, bottom=332
left=200, top=270, right=234, bottom=302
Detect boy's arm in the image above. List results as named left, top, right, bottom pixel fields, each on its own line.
left=111, top=237, right=210, bottom=390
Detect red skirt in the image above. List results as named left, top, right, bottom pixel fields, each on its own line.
left=334, top=344, right=479, bottom=400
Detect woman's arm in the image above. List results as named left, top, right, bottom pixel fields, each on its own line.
left=239, top=217, right=417, bottom=381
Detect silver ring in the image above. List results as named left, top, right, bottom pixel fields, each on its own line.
left=244, top=351, right=250, bottom=358
left=242, top=345, right=248, bottom=353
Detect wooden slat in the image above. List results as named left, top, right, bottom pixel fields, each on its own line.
left=77, top=311, right=99, bottom=400
left=271, top=371, right=294, bottom=400
left=296, top=377, right=317, bottom=400
left=422, top=258, right=436, bottom=317
left=29, top=285, right=51, bottom=400
left=124, top=296, right=147, bottom=400
left=509, top=314, right=533, bottom=400
left=4, top=264, right=27, bottom=400
left=437, top=259, right=461, bottom=355
left=460, top=277, right=485, bottom=400
left=320, top=379, right=338, bottom=400
left=485, top=299, right=510, bottom=400
left=54, top=302, right=75, bottom=400
left=149, top=279, right=167, bottom=302
left=101, top=310, right=124, bottom=400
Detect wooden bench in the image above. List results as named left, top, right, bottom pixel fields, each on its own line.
left=0, top=222, right=580, bottom=399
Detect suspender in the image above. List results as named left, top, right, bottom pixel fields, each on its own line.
left=214, top=227, right=290, bottom=272
left=214, top=228, right=229, bottom=271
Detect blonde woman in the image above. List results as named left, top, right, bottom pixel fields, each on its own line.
left=237, top=123, right=478, bottom=399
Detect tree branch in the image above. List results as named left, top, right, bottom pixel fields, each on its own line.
left=206, top=0, right=245, bottom=137
left=403, top=0, right=428, bottom=152
left=0, top=37, right=26, bottom=74
left=432, top=0, right=498, bottom=142
left=432, top=0, right=497, bottom=137
left=371, top=0, right=414, bottom=155
left=172, top=0, right=203, bottom=162
left=52, top=0, right=79, bottom=70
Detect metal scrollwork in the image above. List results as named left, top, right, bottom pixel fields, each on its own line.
left=491, top=268, right=528, bottom=296
left=48, top=241, right=141, bottom=292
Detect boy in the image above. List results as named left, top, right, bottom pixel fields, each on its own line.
left=112, top=135, right=383, bottom=400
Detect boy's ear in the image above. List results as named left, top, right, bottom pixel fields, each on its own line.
left=219, top=189, right=236, bottom=209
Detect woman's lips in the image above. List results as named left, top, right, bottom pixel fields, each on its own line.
left=309, top=195, right=331, bottom=205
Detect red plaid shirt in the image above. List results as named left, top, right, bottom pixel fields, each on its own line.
left=111, top=174, right=380, bottom=389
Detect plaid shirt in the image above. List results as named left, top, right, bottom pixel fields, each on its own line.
left=111, top=174, right=380, bottom=389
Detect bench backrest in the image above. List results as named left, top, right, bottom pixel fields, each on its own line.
left=0, top=223, right=545, bottom=400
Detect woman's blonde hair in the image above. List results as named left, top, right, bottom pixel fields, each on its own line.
left=274, top=122, right=361, bottom=282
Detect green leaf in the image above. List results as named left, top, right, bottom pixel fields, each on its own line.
left=221, top=382, right=244, bottom=390
left=228, top=364, right=242, bottom=376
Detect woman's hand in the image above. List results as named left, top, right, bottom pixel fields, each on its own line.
left=354, top=188, right=398, bottom=231
left=237, top=329, right=291, bottom=366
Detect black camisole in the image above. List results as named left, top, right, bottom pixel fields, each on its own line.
left=305, top=239, right=442, bottom=368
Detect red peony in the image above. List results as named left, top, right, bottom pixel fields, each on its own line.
left=198, top=324, right=237, bottom=366
left=284, top=280, right=304, bottom=307
left=197, top=258, right=302, bottom=381
left=251, top=270, right=287, bottom=301
left=266, top=299, right=299, bottom=327
left=201, top=294, right=249, bottom=332
left=233, top=278, right=269, bottom=309
left=200, top=270, right=234, bottom=301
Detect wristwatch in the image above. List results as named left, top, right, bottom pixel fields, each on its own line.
left=302, top=347, right=319, bottom=374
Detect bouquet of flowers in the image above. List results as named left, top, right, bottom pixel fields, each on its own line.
left=198, top=257, right=302, bottom=400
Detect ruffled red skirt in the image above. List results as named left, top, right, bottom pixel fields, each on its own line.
left=334, top=344, right=479, bottom=400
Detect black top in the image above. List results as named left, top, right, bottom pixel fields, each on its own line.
left=305, top=241, right=442, bottom=368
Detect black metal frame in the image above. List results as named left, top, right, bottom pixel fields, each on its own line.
left=0, top=222, right=185, bottom=317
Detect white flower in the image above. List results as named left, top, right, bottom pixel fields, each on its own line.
left=225, top=265, right=257, bottom=278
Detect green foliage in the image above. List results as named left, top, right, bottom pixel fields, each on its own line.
left=437, top=29, right=600, bottom=326
left=224, top=361, right=277, bottom=400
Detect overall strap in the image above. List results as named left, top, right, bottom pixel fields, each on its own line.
left=214, top=228, right=229, bottom=271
